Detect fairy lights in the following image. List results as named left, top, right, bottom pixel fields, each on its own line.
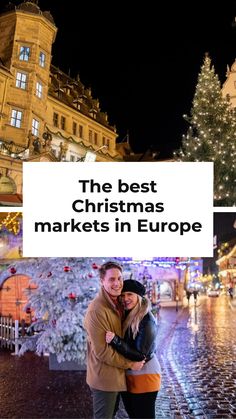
left=0, top=212, right=21, bottom=235
left=174, top=54, right=236, bottom=205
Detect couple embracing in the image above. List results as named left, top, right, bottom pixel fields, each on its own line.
left=84, top=261, right=161, bottom=419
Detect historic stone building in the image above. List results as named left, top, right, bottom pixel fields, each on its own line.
left=222, top=61, right=236, bottom=106
left=0, top=1, right=122, bottom=205
left=216, top=238, right=236, bottom=294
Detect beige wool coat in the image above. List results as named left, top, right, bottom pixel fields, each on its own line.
left=83, top=287, right=134, bottom=391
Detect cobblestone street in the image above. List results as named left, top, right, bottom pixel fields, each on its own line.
left=159, top=295, right=236, bottom=418
left=0, top=351, right=92, bottom=418
left=1, top=295, right=236, bottom=418
left=155, top=295, right=236, bottom=418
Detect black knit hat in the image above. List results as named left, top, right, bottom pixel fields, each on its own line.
left=122, top=280, right=146, bottom=297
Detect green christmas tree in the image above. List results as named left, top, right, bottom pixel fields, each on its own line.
left=174, top=54, right=236, bottom=206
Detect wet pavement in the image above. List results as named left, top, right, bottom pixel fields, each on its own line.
left=0, top=351, right=92, bottom=418
left=1, top=295, right=236, bottom=418
left=155, top=295, right=236, bottom=418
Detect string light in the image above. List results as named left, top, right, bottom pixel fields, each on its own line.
left=0, top=212, right=21, bottom=235
left=173, top=54, right=236, bottom=205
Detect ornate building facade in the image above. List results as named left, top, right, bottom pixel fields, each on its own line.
left=216, top=239, right=236, bottom=293
left=0, top=1, right=122, bottom=205
left=222, top=61, right=236, bottom=106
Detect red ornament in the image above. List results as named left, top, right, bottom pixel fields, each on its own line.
left=88, top=273, right=93, bottom=278
left=9, top=267, right=16, bottom=274
left=26, top=307, right=31, bottom=314
left=64, top=266, right=71, bottom=272
left=47, top=272, right=52, bottom=277
left=68, top=292, right=76, bottom=300
left=92, top=263, right=98, bottom=270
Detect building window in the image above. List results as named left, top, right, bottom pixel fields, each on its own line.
left=106, top=139, right=110, bottom=149
left=61, top=116, right=66, bottom=130
left=39, top=52, right=46, bottom=68
left=0, top=176, right=16, bottom=194
left=70, top=155, right=75, bottom=162
left=79, top=125, right=83, bottom=138
left=72, top=122, right=77, bottom=135
left=102, top=136, right=106, bottom=146
left=32, top=118, right=39, bottom=136
left=73, top=99, right=81, bottom=110
left=16, top=72, right=27, bottom=89
left=10, top=109, right=22, bottom=128
left=19, top=46, right=30, bottom=61
left=94, top=132, right=98, bottom=145
left=36, top=81, right=43, bottom=98
left=53, top=112, right=58, bottom=127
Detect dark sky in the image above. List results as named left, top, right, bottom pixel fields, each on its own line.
left=203, top=212, right=236, bottom=274
left=3, top=0, right=236, bottom=157
left=214, top=212, right=236, bottom=243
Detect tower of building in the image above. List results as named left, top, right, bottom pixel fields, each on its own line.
left=0, top=1, right=121, bottom=203
left=0, top=0, right=56, bottom=147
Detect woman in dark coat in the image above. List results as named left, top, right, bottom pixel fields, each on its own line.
left=106, top=279, right=161, bottom=419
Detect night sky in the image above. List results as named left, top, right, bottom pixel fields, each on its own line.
left=202, top=212, right=236, bottom=274
left=214, top=212, right=236, bottom=243
left=2, top=0, right=236, bottom=157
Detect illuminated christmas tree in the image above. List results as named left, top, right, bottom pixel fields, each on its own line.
left=174, top=54, right=236, bottom=206
left=19, top=258, right=103, bottom=363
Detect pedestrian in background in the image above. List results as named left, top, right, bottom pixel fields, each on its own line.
left=193, top=289, right=198, bottom=303
left=186, top=290, right=192, bottom=304
left=83, top=262, right=144, bottom=419
left=229, top=287, right=234, bottom=299
left=106, top=279, right=161, bottom=419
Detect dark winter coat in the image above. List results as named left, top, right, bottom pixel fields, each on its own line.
left=111, top=311, right=157, bottom=361
left=110, top=311, right=161, bottom=393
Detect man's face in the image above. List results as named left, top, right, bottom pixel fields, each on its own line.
left=101, top=268, right=123, bottom=297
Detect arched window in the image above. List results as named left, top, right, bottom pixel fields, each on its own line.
left=0, top=176, right=16, bottom=194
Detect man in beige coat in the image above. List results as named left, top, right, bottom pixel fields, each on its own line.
left=84, top=261, right=144, bottom=419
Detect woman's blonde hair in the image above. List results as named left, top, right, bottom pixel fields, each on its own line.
left=122, top=295, right=151, bottom=339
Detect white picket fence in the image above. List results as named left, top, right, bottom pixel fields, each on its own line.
left=0, top=316, right=21, bottom=355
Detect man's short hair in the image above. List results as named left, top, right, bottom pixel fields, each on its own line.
left=99, top=261, right=123, bottom=279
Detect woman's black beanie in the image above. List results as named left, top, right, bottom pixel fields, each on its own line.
left=122, top=279, right=146, bottom=297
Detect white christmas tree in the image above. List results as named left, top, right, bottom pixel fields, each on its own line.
left=18, top=258, right=103, bottom=363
